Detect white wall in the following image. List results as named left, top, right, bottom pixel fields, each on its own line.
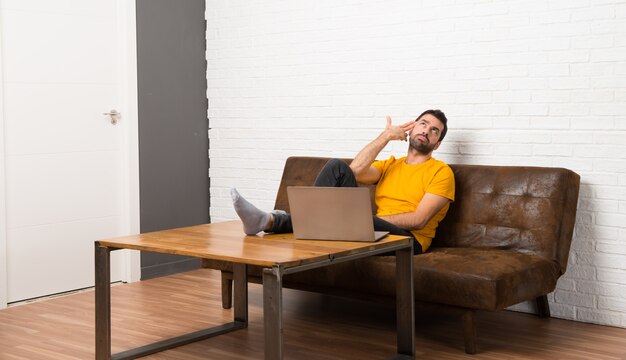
left=206, top=0, right=626, bottom=328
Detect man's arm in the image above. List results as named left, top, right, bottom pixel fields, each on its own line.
left=350, top=116, right=415, bottom=184
left=379, top=193, right=450, bottom=230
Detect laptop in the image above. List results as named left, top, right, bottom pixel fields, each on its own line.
left=287, top=186, right=388, bottom=242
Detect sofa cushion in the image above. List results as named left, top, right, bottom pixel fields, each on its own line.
left=410, top=248, right=561, bottom=310
left=275, top=247, right=560, bottom=311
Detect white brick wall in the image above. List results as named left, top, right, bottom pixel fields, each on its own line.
left=206, top=0, right=626, bottom=328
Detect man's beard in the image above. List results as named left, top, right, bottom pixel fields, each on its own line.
left=409, top=134, right=436, bottom=155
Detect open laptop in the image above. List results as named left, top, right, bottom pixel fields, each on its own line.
left=287, top=186, right=388, bottom=242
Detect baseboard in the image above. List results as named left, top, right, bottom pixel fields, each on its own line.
left=140, top=257, right=202, bottom=280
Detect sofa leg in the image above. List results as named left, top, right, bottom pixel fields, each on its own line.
left=221, top=271, right=233, bottom=309
left=536, top=295, right=551, bottom=318
left=462, top=310, right=477, bottom=354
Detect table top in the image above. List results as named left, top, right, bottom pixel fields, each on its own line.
left=96, top=220, right=412, bottom=268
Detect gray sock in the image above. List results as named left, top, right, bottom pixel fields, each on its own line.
left=231, top=188, right=270, bottom=235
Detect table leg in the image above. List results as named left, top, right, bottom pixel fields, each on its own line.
left=395, top=246, right=415, bottom=358
left=95, top=243, right=111, bottom=360
left=233, top=263, right=248, bottom=325
left=263, top=265, right=283, bottom=360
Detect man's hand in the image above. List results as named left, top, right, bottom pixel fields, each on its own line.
left=384, top=116, right=415, bottom=142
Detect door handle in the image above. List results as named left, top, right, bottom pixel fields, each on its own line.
left=103, top=109, right=121, bottom=125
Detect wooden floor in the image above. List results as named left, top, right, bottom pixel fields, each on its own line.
left=1, top=269, right=625, bottom=360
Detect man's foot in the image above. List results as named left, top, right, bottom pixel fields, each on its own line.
left=231, top=188, right=270, bottom=235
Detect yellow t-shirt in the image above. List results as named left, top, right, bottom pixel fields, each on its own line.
left=371, top=156, right=455, bottom=252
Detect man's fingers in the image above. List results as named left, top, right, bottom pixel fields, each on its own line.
left=402, top=123, right=415, bottom=134
left=385, top=116, right=411, bottom=141
left=400, top=120, right=415, bottom=129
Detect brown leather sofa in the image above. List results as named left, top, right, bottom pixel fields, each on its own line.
left=203, top=156, right=580, bottom=354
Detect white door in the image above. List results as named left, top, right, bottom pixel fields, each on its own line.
left=0, top=0, right=140, bottom=304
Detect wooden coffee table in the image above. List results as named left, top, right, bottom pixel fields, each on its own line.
left=95, top=220, right=415, bottom=359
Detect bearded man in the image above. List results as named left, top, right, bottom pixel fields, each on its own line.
left=232, top=109, right=455, bottom=254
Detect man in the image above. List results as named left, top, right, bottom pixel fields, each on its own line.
left=231, top=109, right=455, bottom=254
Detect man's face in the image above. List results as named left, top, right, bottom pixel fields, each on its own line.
left=408, top=114, right=444, bottom=155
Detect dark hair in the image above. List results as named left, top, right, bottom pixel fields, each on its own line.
left=416, top=109, right=448, bottom=142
